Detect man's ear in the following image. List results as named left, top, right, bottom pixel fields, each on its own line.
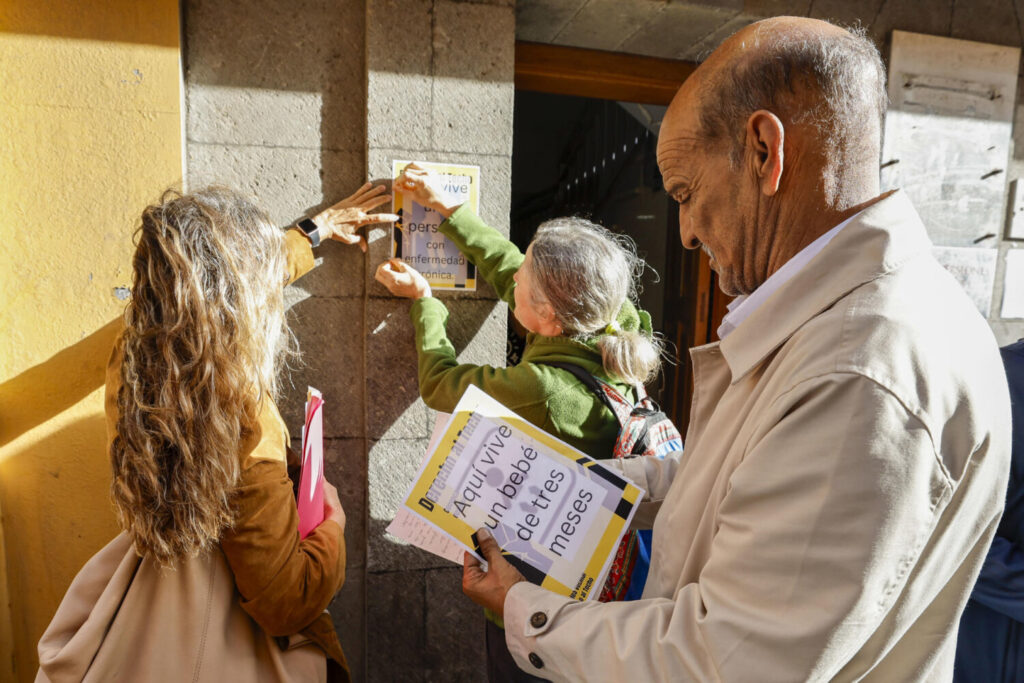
left=745, top=110, right=784, bottom=196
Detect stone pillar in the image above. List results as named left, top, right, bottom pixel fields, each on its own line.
left=184, top=0, right=513, bottom=679
left=364, top=1, right=514, bottom=680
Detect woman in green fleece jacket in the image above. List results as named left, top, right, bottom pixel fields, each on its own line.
left=375, top=163, right=663, bottom=683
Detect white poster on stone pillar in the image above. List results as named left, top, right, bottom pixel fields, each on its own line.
left=881, top=31, right=1019, bottom=312
left=391, top=160, right=480, bottom=291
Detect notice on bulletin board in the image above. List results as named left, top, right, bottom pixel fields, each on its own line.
left=385, top=385, right=643, bottom=602
left=391, top=160, right=479, bottom=291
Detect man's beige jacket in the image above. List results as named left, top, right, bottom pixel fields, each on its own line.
left=503, top=190, right=1012, bottom=682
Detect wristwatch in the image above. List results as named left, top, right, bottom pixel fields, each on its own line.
left=297, top=218, right=321, bottom=248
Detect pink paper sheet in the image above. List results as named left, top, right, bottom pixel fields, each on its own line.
left=297, top=388, right=325, bottom=539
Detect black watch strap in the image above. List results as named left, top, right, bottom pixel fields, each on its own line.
left=297, top=218, right=321, bottom=247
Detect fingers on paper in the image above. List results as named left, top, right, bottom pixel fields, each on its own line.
left=356, top=211, right=399, bottom=226
left=396, top=164, right=429, bottom=190
left=476, top=527, right=502, bottom=563
left=463, top=550, right=482, bottom=569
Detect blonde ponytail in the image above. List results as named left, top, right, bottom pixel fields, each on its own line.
left=597, top=329, right=663, bottom=385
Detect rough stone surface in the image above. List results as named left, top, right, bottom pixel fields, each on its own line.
left=367, top=73, right=434, bottom=150
left=364, top=298, right=430, bottom=440
left=682, top=12, right=759, bottom=60
left=187, top=88, right=326, bottom=149
left=951, top=0, right=1020, bottom=47
left=515, top=0, right=590, bottom=44
left=742, top=0, right=813, bottom=17
left=306, top=437, right=369, bottom=568
left=185, top=0, right=365, bottom=91
left=432, top=78, right=515, bottom=155
left=367, top=0, right=433, bottom=75
left=366, top=570, right=427, bottom=683
left=367, top=0, right=433, bottom=151
left=552, top=0, right=667, bottom=52
left=186, top=143, right=366, bottom=227
left=618, top=3, right=740, bottom=59
left=432, top=2, right=515, bottom=155
left=442, top=298, right=508, bottom=366
left=450, top=0, right=513, bottom=6
left=281, top=297, right=365, bottom=439
left=185, top=82, right=365, bottom=154
left=682, top=0, right=744, bottom=10
left=367, top=437, right=457, bottom=571
left=185, top=0, right=365, bottom=158
left=869, top=0, right=953, bottom=46
left=808, top=0, right=886, bottom=26
left=424, top=568, right=487, bottom=679
left=329, top=569, right=366, bottom=681
left=436, top=1, right=516, bottom=84
left=284, top=239, right=366, bottom=304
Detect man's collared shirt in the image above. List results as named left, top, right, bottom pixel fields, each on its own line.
left=717, top=211, right=860, bottom=339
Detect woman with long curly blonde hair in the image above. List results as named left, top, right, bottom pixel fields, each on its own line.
left=37, top=183, right=396, bottom=683
left=113, top=187, right=295, bottom=564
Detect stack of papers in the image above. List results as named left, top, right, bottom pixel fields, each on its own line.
left=387, top=385, right=643, bottom=601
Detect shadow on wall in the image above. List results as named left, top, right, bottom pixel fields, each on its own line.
left=0, top=0, right=179, bottom=47
left=0, top=317, right=122, bottom=447
left=1, top=414, right=117, bottom=584
left=0, top=317, right=124, bottom=677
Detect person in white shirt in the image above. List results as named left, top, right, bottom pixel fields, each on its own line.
left=459, top=16, right=1012, bottom=682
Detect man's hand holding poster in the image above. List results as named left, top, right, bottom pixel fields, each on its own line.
left=387, top=385, right=643, bottom=602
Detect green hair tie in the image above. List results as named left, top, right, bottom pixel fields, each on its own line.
left=605, top=320, right=621, bottom=335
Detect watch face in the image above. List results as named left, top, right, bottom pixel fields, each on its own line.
left=299, top=218, right=320, bottom=247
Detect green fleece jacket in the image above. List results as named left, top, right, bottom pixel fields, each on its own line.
left=409, top=204, right=653, bottom=461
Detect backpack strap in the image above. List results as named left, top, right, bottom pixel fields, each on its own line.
left=538, top=360, right=648, bottom=426
left=539, top=361, right=662, bottom=456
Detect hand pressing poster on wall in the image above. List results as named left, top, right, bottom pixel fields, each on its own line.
left=391, top=160, right=479, bottom=290
left=386, top=385, right=643, bottom=602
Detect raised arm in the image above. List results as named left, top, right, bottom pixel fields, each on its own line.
left=438, top=205, right=523, bottom=304
left=407, top=296, right=548, bottom=414
left=285, top=181, right=399, bottom=285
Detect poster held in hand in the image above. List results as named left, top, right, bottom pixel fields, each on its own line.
left=386, top=385, right=644, bottom=602
left=297, top=387, right=325, bottom=539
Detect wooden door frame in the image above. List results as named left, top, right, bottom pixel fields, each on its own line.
left=515, top=42, right=697, bottom=106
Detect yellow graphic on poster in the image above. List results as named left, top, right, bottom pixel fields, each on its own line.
left=392, top=160, right=480, bottom=291
left=390, top=385, right=643, bottom=602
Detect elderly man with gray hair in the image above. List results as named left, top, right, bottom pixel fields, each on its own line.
left=461, top=16, right=1011, bottom=682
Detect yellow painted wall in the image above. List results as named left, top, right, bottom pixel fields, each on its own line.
left=0, top=2, right=181, bottom=679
